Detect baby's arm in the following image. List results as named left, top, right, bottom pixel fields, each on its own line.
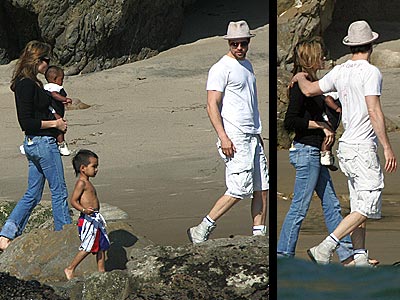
left=324, top=95, right=341, bottom=113
left=70, top=180, right=95, bottom=215
left=50, top=91, right=72, bottom=104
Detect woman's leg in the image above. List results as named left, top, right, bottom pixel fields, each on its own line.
left=0, top=139, right=46, bottom=242
left=37, top=137, right=71, bottom=230
left=277, top=144, right=320, bottom=256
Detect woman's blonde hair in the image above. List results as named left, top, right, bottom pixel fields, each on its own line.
left=10, top=40, right=51, bottom=91
left=292, top=37, right=325, bottom=82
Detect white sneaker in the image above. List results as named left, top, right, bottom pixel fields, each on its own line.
left=253, top=225, right=267, bottom=236
left=352, top=251, right=375, bottom=268
left=307, top=237, right=338, bottom=265
left=19, top=144, right=25, bottom=155
left=187, top=221, right=216, bottom=244
left=58, top=142, right=71, bottom=156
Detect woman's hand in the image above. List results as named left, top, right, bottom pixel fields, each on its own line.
left=321, top=123, right=335, bottom=146
left=55, top=118, right=67, bottom=133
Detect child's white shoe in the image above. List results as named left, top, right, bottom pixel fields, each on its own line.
left=58, top=142, right=71, bottom=156
left=19, top=144, right=25, bottom=155
left=321, top=151, right=338, bottom=171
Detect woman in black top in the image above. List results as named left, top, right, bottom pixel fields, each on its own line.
left=277, top=37, right=354, bottom=263
left=0, top=40, right=71, bottom=250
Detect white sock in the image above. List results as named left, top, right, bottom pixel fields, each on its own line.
left=203, top=215, right=215, bottom=226
left=354, top=249, right=367, bottom=255
left=328, top=233, right=340, bottom=245
left=253, top=225, right=267, bottom=235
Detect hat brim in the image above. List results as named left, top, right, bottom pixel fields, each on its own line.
left=223, top=33, right=256, bottom=40
left=342, top=32, right=379, bottom=46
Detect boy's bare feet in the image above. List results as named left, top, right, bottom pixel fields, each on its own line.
left=64, top=268, right=74, bottom=280
left=0, top=236, right=11, bottom=251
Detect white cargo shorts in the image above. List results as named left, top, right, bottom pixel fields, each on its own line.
left=337, top=142, right=384, bottom=219
left=217, top=132, right=269, bottom=199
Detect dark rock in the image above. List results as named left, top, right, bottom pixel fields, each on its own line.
left=0, top=272, right=67, bottom=300
left=0, top=0, right=196, bottom=74
left=125, top=236, right=268, bottom=300
left=0, top=230, right=268, bottom=300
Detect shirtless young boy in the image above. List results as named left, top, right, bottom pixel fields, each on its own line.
left=64, top=149, right=110, bottom=280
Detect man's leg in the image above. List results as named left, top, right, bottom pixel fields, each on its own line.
left=252, top=190, right=267, bottom=235
left=307, top=211, right=367, bottom=265
left=187, top=195, right=240, bottom=244
left=331, top=212, right=367, bottom=240
left=209, top=194, right=240, bottom=221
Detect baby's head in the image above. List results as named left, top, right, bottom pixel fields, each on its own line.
left=45, top=65, right=64, bottom=86
left=72, top=149, right=99, bottom=177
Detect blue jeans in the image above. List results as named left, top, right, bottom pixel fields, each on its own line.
left=277, top=142, right=353, bottom=261
left=0, top=136, right=71, bottom=239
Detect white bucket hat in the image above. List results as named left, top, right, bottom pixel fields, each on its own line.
left=342, top=20, right=379, bottom=46
left=223, top=20, right=255, bottom=40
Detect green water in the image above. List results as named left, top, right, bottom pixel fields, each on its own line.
left=278, top=258, right=400, bottom=300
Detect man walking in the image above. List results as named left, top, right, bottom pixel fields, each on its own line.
left=187, top=20, right=269, bottom=244
left=292, top=20, right=397, bottom=266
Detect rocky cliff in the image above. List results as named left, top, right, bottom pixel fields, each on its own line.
left=0, top=0, right=196, bottom=75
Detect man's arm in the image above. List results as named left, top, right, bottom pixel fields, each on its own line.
left=292, top=72, right=324, bottom=97
left=366, top=95, right=397, bottom=173
left=206, top=90, right=235, bottom=157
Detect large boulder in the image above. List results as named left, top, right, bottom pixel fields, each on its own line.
left=53, top=235, right=268, bottom=300
left=0, top=221, right=153, bottom=282
left=277, top=0, right=335, bottom=70
left=125, top=236, right=268, bottom=299
left=0, top=0, right=196, bottom=74
left=0, top=233, right=268, bottom=299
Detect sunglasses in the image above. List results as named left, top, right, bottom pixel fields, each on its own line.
left=40, top=57, right=50, bottom=64
left=230, top=41, right=249, bottom=48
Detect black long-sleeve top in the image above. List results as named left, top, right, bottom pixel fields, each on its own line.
left=14, top=78, right=59, bottom=137
left=284, top=83, right=326, bottom=149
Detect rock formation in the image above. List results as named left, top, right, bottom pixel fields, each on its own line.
left=0, top=0, right=197, bottom=75
left=0, top=201, right=268, bottom=299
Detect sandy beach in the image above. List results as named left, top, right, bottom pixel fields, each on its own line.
left=0, top=2, right=268, bottom=246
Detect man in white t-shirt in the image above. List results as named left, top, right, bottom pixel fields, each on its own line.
left=292, top=20, right=397, bottom=266
left=187, top=20, right=269, bottom=244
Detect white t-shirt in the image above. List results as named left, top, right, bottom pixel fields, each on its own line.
left=206, top=55, right=262, bottom=134
left=319, top=59, right=382, bottom=144
left=44, top=82, right=63, bottom=93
